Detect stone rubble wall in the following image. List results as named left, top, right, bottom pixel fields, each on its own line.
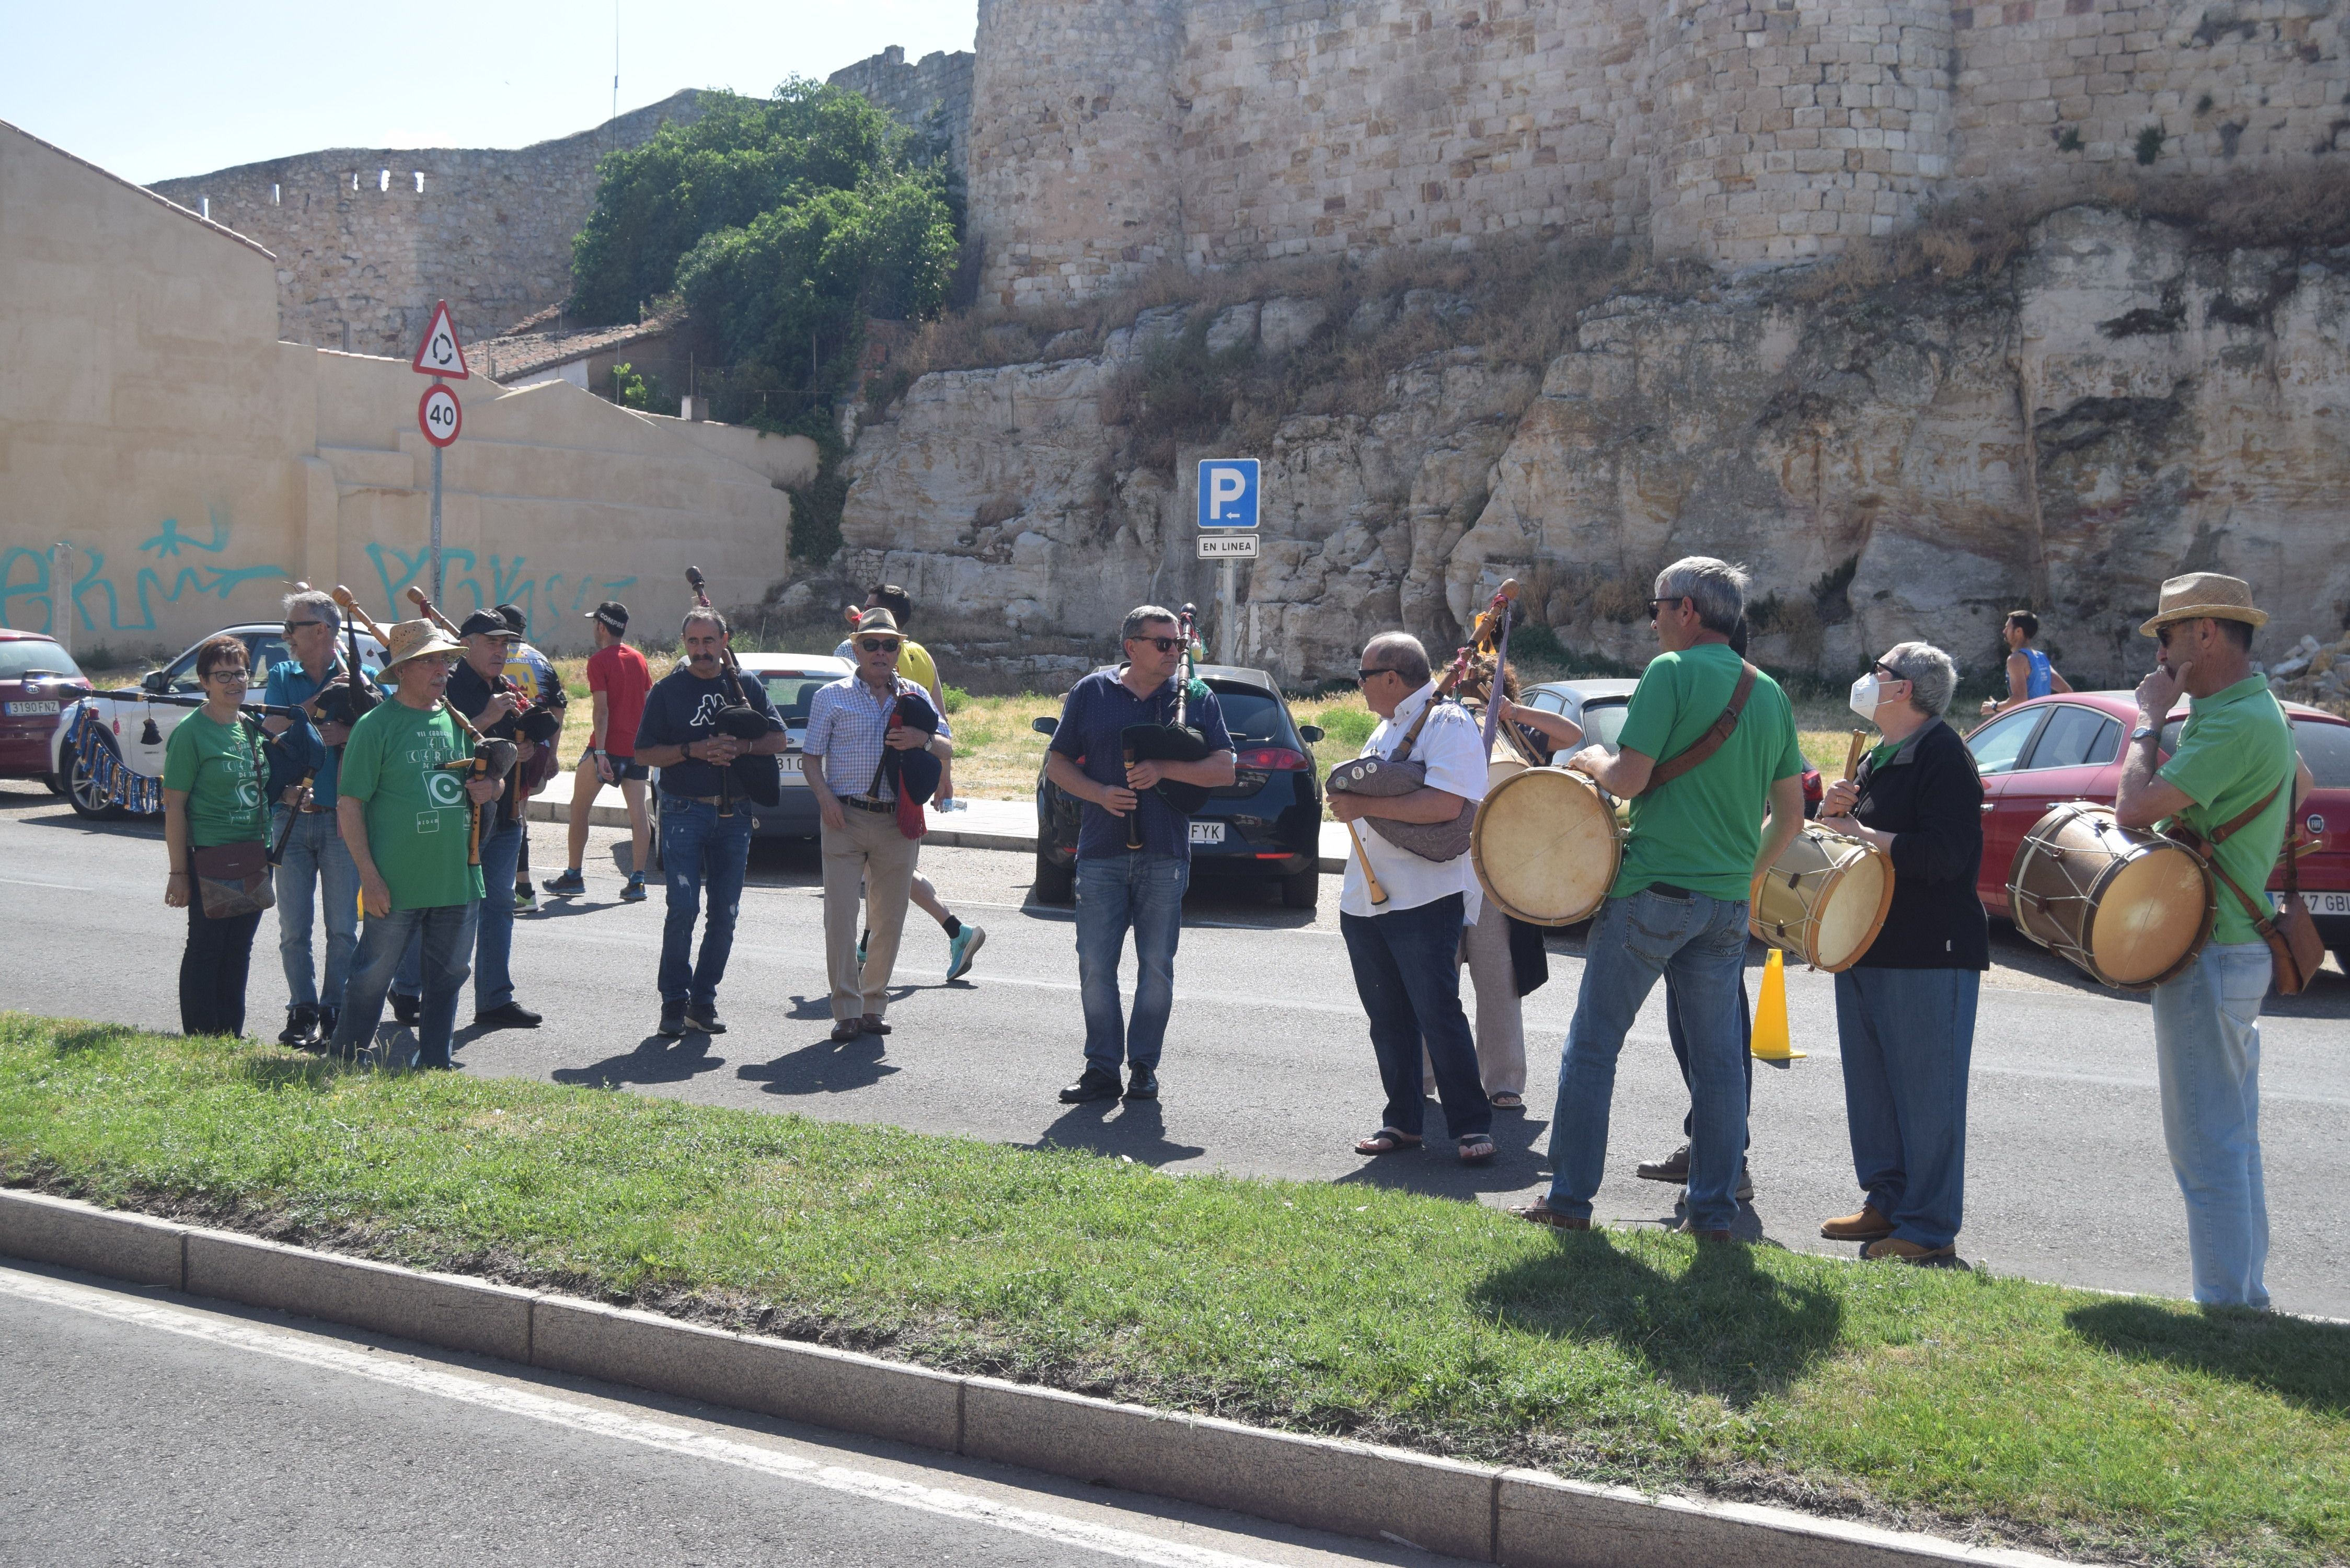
left=826, top=45, right=976, bottom=188
left=147, top=92, right=704, bottom=356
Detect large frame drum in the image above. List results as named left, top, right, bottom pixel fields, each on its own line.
left=2009, top=802, right=2213, bottom=990
left=1749, top=824, right=1896, bottom=973
left=1471, top=766, right=1622, bottom=926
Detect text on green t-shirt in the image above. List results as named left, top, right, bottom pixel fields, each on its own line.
left=1612, top=644, right=1805, bottom=902
left=337, top=698, right=486, bottom=912
left=161, top=710, right=267, bottom=849
left=2158, top=676, right=2296, bottom=947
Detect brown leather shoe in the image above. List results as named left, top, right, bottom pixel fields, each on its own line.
left=1861, top=1236, right=1957, bottom=1264
left=1820, top=1204, right=1894, bottom=1242
left=1675, top=1220, right=1736, bottom=1244
left=1510, top=1201, right=1590, bottom=1231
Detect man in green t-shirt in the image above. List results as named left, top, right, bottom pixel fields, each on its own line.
left=2115, top=572, right=2312, bottom=1310
left=325, top=619, right=499, bottom=1070
left=1513, top=557, right=1806, bottom=1242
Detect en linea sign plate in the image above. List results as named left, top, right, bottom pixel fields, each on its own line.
left=411, top=300, right=470, bottom=380
left=419, top=384, right=462, bottom=447
left=1197, top=534, right=1258, bottom=559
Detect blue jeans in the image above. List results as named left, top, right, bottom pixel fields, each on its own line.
left=270, top=806, right=360, bottom=1015
left=2150, top=941, right=2271, bottom=1308
left=659, top=795, right=754, bottom=1007
left=1834, top=966, right=1980, bottom=1250
left=1075, top=852, right=1188, bottom=1075
left=1547, top=888, right=1751, bottom=1230
left=1342, top=893, right=1492, bottom=1144
left=330, top=903, right=476, bottom=1068
left=471, top=816, right=523, bottom=1012
left=1666, top=978, right=1752, bottom=1149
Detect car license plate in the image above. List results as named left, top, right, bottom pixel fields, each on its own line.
left=4, top=700, right=59, bottom=716
left=1190, top=821, right=1224, bottom=845
left=779, top=753, right=802, bottom=772
left=2301, top=891, right=2350, bottom=917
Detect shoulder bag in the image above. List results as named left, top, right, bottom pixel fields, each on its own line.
left=190, top=720, right=278, bottom=919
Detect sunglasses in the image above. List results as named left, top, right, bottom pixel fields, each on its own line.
left=1646, top=596, right=1690, bottom=618
left=283, top=619, right=325, bottom=632
left=1871, top=662, right=1903, bottom=681
left=857, top=637, right=902, bottom=653
left=1128, top=636, right=1182, bottom=654
left=1356, top=666, right=1394, bottom=684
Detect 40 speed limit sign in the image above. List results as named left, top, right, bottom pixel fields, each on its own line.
left=418, top=384, right=462, bottom=447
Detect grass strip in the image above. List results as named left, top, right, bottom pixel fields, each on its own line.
left=3, top=1012, right=2344, bottom=1568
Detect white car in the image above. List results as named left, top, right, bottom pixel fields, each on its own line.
left=59, top=622, right=389, bottom=820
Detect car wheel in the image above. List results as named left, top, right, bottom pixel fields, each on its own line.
left=1281, top=864, right=1320, bottom=910
left=65, top=738, right=127, bottom=821
left=1033, top=850, right=1075, bottom=905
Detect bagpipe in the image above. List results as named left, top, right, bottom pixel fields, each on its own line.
left=684, top=566, right=782, bottom=811
left=1117, top=603, right=1216, bottom=846
left=402, top=585, right=551, bottom=835
left=1327, top=579, right=1519, bottom=877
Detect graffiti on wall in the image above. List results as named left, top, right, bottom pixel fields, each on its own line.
left=0, top=515, right=290, bottom=637
left=362, top=544, right=637, bottom=643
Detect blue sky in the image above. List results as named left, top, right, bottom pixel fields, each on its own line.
left=2, top=0, right=979, bottom=185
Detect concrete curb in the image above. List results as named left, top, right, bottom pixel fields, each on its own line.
left=0, top=1188, right=2070, bottom=1568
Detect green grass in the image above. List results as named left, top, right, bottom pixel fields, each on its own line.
left=3, top=1014, right=2346, bottom=1565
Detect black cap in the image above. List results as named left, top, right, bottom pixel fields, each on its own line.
left=589, top=600, right=629, bottom=632
left=458, top=608, right=519, bottom=640
left=495, top=602, right=528, bottom=637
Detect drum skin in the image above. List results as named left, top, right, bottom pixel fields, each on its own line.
left=1749, top=824, right=1896, bottom=973
left=1471, top=767, right=1621, bottom=926
left=2009, top=803, right=2213, bottom=990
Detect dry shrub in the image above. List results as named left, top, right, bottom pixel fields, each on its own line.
left=973, top=495, right=1022, bottom=528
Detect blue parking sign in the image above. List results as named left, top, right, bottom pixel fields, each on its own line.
left=1196, top=458, right=1260, bottom=529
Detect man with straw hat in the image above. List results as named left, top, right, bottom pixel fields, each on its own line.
left=324, top=619, right=501, bottom=1070
left=2115, top=572, right=2313, bottom=1309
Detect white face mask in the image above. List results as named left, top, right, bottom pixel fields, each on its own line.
left=1848, top=672, right=1883, bottom=724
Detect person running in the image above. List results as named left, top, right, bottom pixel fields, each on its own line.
left=545, top=600, right=652, bottom=902
left=835, top=582, right=985, bottom=981
left=162, top=634, right=278, bottom=1039
left=1980, top=610, right=2072, bottom=715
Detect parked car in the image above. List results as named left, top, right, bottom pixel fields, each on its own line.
left=1959, top=690, right=2350, bottom=969
left=646, top=652, right=850, bottom=863
left=56, top=622, right=388, bottom=820
left=1031, top=664, right=1326, bottom=909
left=1, top=631, right=94, bottom=792
left=1519, top=675, right=1824, bottom=814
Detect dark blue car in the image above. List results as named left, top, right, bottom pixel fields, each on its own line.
left=1031, top=664, right=1325, bottom=910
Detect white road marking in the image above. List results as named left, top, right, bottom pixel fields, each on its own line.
left=0, top=876, right=93, bottom=891
left=0, top=1266, right=1309, bottom=1568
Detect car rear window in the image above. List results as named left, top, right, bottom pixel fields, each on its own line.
left=0, top=641, right=85, bottom=681
left=758, top=674, right=835, bottom=725
left=1209, top=687, right=1297, bottom=746
left=1579, top=698, right=1630, bottom=752
left=1967, top=708, right=2043, bottom=776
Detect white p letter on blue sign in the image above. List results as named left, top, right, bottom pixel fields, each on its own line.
left=1196, top=458, right=1260, bottom=530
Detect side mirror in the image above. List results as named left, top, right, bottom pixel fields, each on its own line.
left=141, top=669, right=169, bottom=693
left=1031, top=716, right=1058, bottom=736
left=1298, top=724, right=1324, bottom=743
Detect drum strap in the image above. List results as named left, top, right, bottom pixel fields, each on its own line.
left=1648, top=661, right=1759, bottom=789
left=2171, top=778, right=2324, bottom=997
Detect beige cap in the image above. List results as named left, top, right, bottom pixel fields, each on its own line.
left=2138, top=572, right=2270, bottom=638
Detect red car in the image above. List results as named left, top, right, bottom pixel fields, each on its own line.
left=1961, top=691, right=2350, bottom=971
left=0, top=630, right=93, bottom=793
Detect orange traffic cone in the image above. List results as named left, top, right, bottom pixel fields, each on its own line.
left=1749, top=948, right=1805, bottom=1066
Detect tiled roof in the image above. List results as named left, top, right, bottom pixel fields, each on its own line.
left=478, top=318, right=676, bottom=383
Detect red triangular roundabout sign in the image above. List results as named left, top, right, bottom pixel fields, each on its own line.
left=410, top=299, right=470, bottom=379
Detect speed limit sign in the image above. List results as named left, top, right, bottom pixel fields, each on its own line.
left=418, top=384, right=462, bottom=447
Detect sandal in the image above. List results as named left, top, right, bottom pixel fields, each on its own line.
left=829, top=1019, right=862, bottom=1043
left=1489, top=1092, right=1524, bottom=1110
left=1508, top=1200, right=1591, bottom=1231
left=1353, top=1128, right=1423, bottom=1156
left=1458, top=1135, right=1495, bottom=1165
left=859, top=1014, right=892, bottom=1036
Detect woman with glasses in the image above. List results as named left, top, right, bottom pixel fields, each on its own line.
left=162, top=635, right=272, bottom=1036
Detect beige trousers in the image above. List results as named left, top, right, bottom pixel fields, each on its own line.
left=822, top=808, right=919, bottom=1020
left=1427, top=897, right=1528, bottom=1097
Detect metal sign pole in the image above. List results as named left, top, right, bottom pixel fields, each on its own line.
left=430, top=441, right=444, bottom=603
left=1218, top=557, right=1236, bottom=665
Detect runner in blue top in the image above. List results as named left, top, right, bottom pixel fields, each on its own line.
left=1980, top=609, right=2072, bottom=715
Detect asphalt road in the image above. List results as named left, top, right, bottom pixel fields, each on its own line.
left=6, top=780, right=2348, bottom=1316
left=0, top=1259, right=1453, bottom=1568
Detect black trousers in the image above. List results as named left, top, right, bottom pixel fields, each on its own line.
left=181, top=893, right=262, bottom=1038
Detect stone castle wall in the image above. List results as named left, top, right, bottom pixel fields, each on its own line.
left=944, top=0, right=2346, bottom=309
left=826, top=45, right=975, bottom=187
left=147, top=93, right=703, bottom=356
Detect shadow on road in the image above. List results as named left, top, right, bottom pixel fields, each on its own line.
left=552, top=1035, right=729, bottom=1089
left=2065, top=1297, right=2350, bottom=1414
left=1331, top=1101, right=1554, bottom=1200
left=1472, top=1228, right=1845, bottom=1402
left=1028, top=1099, right=1208, bottom=1167
left=739, top=1030, right=903, bottom=1095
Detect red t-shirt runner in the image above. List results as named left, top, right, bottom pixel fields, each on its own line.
left=586, top=643, right=653, bottom=760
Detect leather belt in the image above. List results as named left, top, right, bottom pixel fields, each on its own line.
left=298, top=802, right=332, bottom=814
left=672, top=793, right=725, bottom=805
left=844, top=795, right=895, bottom=814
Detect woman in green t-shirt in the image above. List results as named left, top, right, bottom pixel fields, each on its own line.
left=163, top=634, right=269, bottom=1037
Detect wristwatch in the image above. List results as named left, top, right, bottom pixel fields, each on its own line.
left=2130, top=724, right=2159, bottom=746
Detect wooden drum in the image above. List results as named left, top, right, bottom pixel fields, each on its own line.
left=1471, top=766, right=1623, bottom=927
left=2009, top=802, right=2213, bottom=990
left=1749, top=824, right=1896, bottom=973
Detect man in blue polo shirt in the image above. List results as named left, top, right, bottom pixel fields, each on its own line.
left=1044, top=606, right=1236, bottom=1104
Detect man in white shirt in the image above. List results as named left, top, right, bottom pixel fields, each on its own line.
left=1331, top=632, right=1495, bottom=1164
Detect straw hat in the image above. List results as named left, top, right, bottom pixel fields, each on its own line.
left=2138, top=572, right=2270, bottom=638
left=379, top=617, right=466, bottom=670
left=851, top=606, right=905, bottom=643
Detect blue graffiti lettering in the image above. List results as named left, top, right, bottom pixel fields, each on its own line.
left=0, top=549, right=52, bottom=634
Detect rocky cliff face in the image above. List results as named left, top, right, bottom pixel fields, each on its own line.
left=838, top=206, right=2349, bottom=688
